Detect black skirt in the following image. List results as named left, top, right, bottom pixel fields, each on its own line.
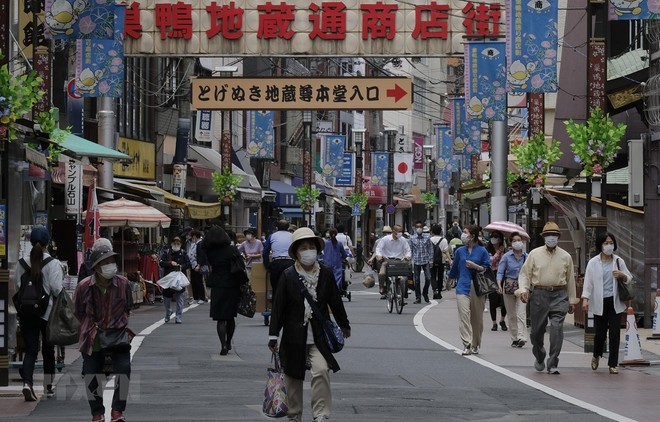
left=210, top=286, right=240, bottom=320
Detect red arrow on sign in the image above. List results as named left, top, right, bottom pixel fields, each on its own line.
left=386, top=84, right=407, bottom=102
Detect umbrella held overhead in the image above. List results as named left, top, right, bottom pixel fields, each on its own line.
left=483, top=221, right=530, bottom=240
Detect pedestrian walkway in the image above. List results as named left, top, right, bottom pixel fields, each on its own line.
left=418, top=289, right=660, bottom=422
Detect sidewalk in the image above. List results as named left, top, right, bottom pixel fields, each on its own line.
left=421, top=289, right=660, bottom=422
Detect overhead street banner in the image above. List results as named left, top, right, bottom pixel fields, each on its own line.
left=191, top=77, right=413, bottom=110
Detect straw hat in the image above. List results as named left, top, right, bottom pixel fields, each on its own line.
left=541, top=222, right=561, bottom=236
left=288, top=227, right=324, bottom=259
left=382, top=225, right=392, bottom=234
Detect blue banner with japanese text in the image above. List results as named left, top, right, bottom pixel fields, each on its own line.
left=45, top=0, right=117, bottom=40
left=323, top=135, right=345, bottom=178
left=436, top=126, right=456, bottom=189
left=506, top=0, right=558, bottom=92
left=246, top=111, right=275, bottom=159
left=371, top=152, right=389, bottom=186
left=335, top=152, right=354, bottom=186
left=451, top=98, right=480, bottom=155
left=608, top=1, right=660, bottom=20
left=464, top=41, right=507, bottom=121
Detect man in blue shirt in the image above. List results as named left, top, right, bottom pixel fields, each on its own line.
left=409, top=221, right=434, bottom=303
left=263, top=220, right=294, bottom=298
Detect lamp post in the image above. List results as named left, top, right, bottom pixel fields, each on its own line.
left=383, top=127, right=397, bottom=226
left=302, top=110, right=313, bottom=227
left=353, top=128, right=366, bottom=255
left=423, top=144, right=434, bottom=226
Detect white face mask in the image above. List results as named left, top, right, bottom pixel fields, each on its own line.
left=299, top=249, right=318, bottom=266
left=171, top=245, right=181, bottom=252
left=512, top=241, right=524, bottom=251
left=416, top=228, right=423, bottom=235
left=246, top=234, right=253, bottom=240
left=100, top=263, right=118, bottom=279
left=544, top=236, right=559, bottom=248
left=460, top=233, right=470, bottom=244
left=602, top=244, right=614, bottom=256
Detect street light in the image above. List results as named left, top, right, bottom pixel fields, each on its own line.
left=383, top=127, right=398, bottom=226
left=302, top=110, right=313, bottom=227
left=423, top=144, right=434, bottom=225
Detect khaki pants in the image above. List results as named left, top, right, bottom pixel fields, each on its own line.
left=284, top=345, right=331, bottom=422
left=502, top=287, right=528, bottom=343
left=456, top=286, right=486, bottom=349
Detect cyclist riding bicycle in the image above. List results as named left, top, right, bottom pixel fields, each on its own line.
left=369, top=224, right=411, bottom=300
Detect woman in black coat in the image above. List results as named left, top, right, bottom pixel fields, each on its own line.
left=268, top=228, right=351, bottom=422
left=198, top=225, right=241, bottom=355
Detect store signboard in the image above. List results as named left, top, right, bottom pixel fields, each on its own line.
left=65, top=158, right=83, bottom=216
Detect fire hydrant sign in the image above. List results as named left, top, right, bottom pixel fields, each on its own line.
left=191, top=77, right=413, bottom=110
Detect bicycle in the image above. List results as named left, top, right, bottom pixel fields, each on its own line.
left=349, top=242, right=365, bottom=273
left=384, top=259, right=411, bottom=314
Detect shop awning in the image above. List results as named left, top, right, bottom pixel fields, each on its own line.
left=25, top=146, right=49, bottom=169
left=115, top=179, right=165, bottom=203
left=394, top=196, right=412, bottom=209
left=280, top=207, right=304, bottom=217
left=188, top=145, right=260, bottom=189
left=237, top=187, right=261, bottom=202
left=270, top=180, right=299, bottom=207
left=54, top=129, right=131, bottom=161
left=333, top=197, right=350, bottom=207
left=132, top=182, right=222, bottom=220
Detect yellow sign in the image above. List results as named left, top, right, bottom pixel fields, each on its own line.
left=191, top=78, right=413, bottom=111
left=113, top=138, right=156, bottom=179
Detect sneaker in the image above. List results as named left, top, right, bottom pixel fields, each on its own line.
left=413, top=298, right=421, bottom=304
left=197, top=300, right=206, bottom=305
left=423, top=295, right=429, bottom=303
left=22, top=383, right=37, bottom=402
left=220, top=348, right=228, bottom=356
left=110, top=410, right=126, bottom=422
left=591, top=356, right=599, bottom=371
left=491, top=324, right=498, bottom=331
left=91, top=415, right=105, bottom=422
left=470, top=347, right=479, bottom=355
left=313, top=417, right=329, bottom=422
left=517, top=340, right=526, bottom=348
left=547, top=367, right=560, bottom=375
left=461, top=347, right=472, bottom=356
left=164, top=311, right=173, bottom=323
left=46, top=385, right=55, bottom=398
left=380, top=295, right=387, bottom=300
left=432, top=290, right=440, bottom=299
left=175, top=317, right=182, bottom=324
left=500, top=321, right=508, bottom=331
left=511, top=340, right=519, bottom=348
left=534, top=360, right=545, bottom=372
left=609, top=367, right=619, bottom=374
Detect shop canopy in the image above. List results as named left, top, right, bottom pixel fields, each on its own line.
left=128, top=181, right=222, bottom=220
left=53, top=129, right=131, bottom=161
left=83, top=198, right=171, bottom=228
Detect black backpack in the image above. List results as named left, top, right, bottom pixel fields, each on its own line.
left=432, top=238, right=444, bottom=265
left=12, top=257, right=55, bottom=319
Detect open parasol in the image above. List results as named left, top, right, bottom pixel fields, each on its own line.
left=483, top=221, right=530, bottom=240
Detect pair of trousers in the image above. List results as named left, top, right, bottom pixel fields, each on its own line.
left=593, top=296, right=623, bottom=368
left=82, top=350, right=131, bottom=417
left=502, top=289, right=528, bottom=343
left=430, top=263, right=445, bottom=294
left=190, top=270, right=206, bottom=301
left=488, top=291, right=507, bottom=321
left=413, top=264, right=432, bottom=299
left=164, top=290, right=185, bottom=319
left=284, top=345, right=331, bottom=422
left=268, top=259, right=295, bottom=299
left=529, top=288, right=569, bottom=370
left=19, top=317, right=55, bottom=387
left=456, top=286, right=486, bottom=349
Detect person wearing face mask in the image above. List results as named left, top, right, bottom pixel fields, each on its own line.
left=159, top=236, right=191, bottom=324
left=409, top=221, right=434, bottom=303
left=486, top=231, right=508, bottom=332
left=496, top=232, right=528, bottom=348
left=373, top=224, right=412, bottom=300
left=269, top=228, right=351, bottom=422
left=581, top=232, right=632, bottom=374
left=74, top=241, right=133, bottom=422
left=238, top=228, right=263, bottom=273
left=516, top=221, right=578, bottom=375
left=447, top=225, right=492, bottom=355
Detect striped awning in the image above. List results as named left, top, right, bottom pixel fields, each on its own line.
left=83, top=198, right=171, bottom=228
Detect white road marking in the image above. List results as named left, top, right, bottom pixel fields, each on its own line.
left=413, top=302, right=636, bottom=422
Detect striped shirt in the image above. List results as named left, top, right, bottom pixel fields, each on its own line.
left=74, top=274, right=133, bottom=356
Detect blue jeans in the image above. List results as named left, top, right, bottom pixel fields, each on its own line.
left=82, top=349, right=131, bottom=416
left=413, top=264, right=432, bottom=299
left=164, top=289, right=186, bottom=319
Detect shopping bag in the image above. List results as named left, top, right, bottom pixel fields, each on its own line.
left=46, top=290, right=80, bottom=346
left=263, top=353, right=288, bottom=418
left=158, top=271, right=189, bottom=291
left=471, top=268, right=498, bottom=296
left=237, top=283, right=257, bottom=318
left=362, top=267, right=375, bottom=288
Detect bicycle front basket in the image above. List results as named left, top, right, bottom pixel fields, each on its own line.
left=386, top=261, right=411, bottom=277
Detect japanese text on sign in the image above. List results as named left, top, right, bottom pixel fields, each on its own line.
left=124, top=0, right=504, bottom=56
left=192, top=78, right=413, bottom=110
left=65, top=158, right=82, bottom=215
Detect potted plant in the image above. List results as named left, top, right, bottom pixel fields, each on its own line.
left=346, top=191, right=368, bottom=214
left=421, top=192, right=436, bottom=209
left=511, top=132, right=563, bottom=186
left=294, top=185, right=321, bottom=211
left=565, top=108, right=626, bottom=178
left=211, top=169, right=243, bottom=204
left=0, top=50, right=44, bottom=141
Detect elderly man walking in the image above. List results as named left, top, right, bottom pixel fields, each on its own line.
left=516, top=221, right=578, bottom=375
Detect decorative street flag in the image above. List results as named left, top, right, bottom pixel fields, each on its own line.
left=372, top=152, right=389, bottom=186
left=322, top=134, right=345, bottom=177
left=506, top=0, right=558, bottom=92
left=84, top=180, right=100, bottom=250
left=335, top=152, right=354, bottom=186
left=413, top=135, right=425, bottom=170
left=246, top=110, right=275, bottom=159
left=451, top=98, right=480, bottom=155
left=45, top=0, right=117, bottom=39
left=464, top=41, right=507, bottom=121
left=608, top=1, right=660, bottom=20
left=394, top=153, right=413, bottom=183
left=436, top=126, right=456, bottom=189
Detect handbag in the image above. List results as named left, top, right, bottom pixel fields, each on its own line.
left=46, top=289, right=81, bottom=346
left=96, top=326, right=135, bottom=352
left=294, top=274, right=345, bottom=353
left=263, top=352, right=288, bottom=418
left=472, top=267, right=498, bottom=296
left=503, top=278, right=519, bottom=295
left=615, top=258, right=634, bottom=302
left=237, top=283, right=257, bottom=318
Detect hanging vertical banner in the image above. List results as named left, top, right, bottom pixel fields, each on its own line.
left=451, top=98, right=481, bottom=155
left=322, top=134, right=345, bottom=178
left=588, top=41, right=607, bottom=112
left=413, top=135, right=425, bottom=170
left=372, top=152, right=389, bottom=186
left=608, top=1, right=660, bottom=20
left=65, top=157, right=83, bottom=215
left=335, top=152, right=355, bottom=187
left=195, top=110, right=213, bottom=144
left=394, top=153, right=413, bottom=183
left=246, top=110, right=275, bottom=159
left=436, top=126, right=456, bottom=188
left=464, top=41, right=507, bottom=121
left=0, top=202, right=6, bottom=257
left=44, top=0, right=116, bottom=39
left=528, top=93, right=545, bottom=136
left=506, top=0, right=558, bottom=93
left=458, top=155, right=472, bottom=181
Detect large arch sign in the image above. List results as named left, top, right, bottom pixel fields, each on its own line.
left=124, top=0, right=504, bottom=56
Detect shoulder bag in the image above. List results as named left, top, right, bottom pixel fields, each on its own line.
left=615, top=258, right=634, bottom=302
left=293, top=273, right=344, bottom=353
left=230, top=247, right=250, bottom=285
left=237, top=282, right=257, bottom=318
left=472, top=267, right=498, bottom=296
left=46, top=289, right=81, bottom=346
left=503, top=253, right=526, bottom=295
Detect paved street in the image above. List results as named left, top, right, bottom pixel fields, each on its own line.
left=2, top=272, right=659, bottom=421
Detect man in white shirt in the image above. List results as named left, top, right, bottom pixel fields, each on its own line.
left=373, top=225, right=412, bottom=299
left=335, top=224, right=354, bottom=257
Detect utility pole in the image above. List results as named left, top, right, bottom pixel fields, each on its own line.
left=490, top=120, right=508, bottom=222
left=384, top=128, right=397, bottom=227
